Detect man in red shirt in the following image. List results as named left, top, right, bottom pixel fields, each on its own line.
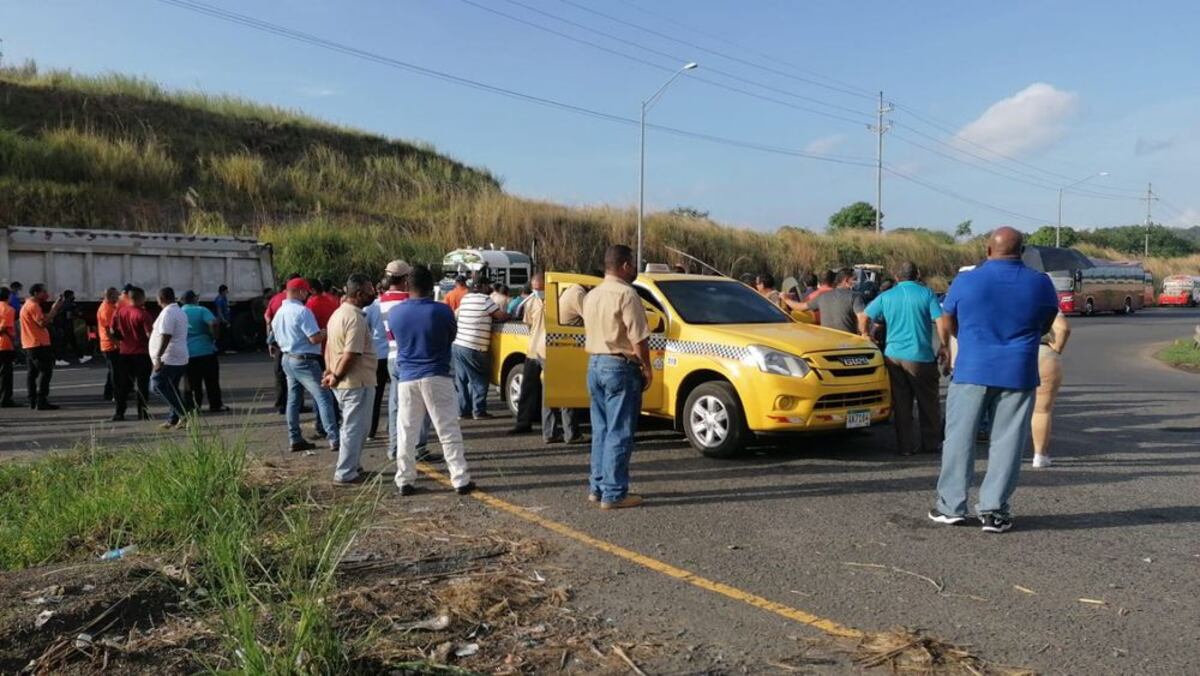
left=110, top=286, right=155, bottom=421
left=265, top=274, right=301, bottom=413
left=306, top=279, right=340, bottom=330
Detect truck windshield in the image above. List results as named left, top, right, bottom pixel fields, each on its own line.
left=655, top=280, right=790, bottom=325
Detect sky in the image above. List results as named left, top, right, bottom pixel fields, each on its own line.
left=3, top=0, right=1199, bottom=233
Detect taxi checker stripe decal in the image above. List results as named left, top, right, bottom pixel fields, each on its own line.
left=524, top=326, right=747, bottom=362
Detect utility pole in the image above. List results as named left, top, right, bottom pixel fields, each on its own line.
left=1142, top=182, right=1158, bottom=258
left=868, top=91, right=893, bottom=234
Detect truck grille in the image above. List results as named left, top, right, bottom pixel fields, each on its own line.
left=813, top=390, right=886, bottom=410
left=826, top=366, right=879, bottom=377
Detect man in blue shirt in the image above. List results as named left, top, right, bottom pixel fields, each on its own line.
left=213, top=285, right=231, bottom=353
left=271, top=278, right=340, bottom=453
left=859, top=262, right=947, bottom=457
left=387, top=265, right=474, bottom=497
left=929, top=228, right=1059, bottom=533
left=181, top=291, right=228, bottom=412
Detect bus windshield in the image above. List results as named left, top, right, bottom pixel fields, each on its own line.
left=655, top=280, right=791, bottom=325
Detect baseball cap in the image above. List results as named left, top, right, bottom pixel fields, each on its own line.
left=385, top=259, right=412, bottom=277
left=286, top=278, right=313, bottom=293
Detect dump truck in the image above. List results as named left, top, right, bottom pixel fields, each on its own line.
left=0, top=226, right=275, bottom=350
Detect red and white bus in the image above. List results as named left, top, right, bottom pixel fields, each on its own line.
left=1158, top=275, right=1200, bottom=307
left=1050, top=263, right=1146, bottom=315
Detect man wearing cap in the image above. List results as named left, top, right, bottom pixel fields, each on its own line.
left=265, top=273, right=302, bottom=413
left=272, top=277, right=340, bottom=452
left=322, top=274, right=377, bottom=485
left=582, top=245, right=652, bottom=510
left=181, top=290, right=228, bottom=413
left=376, top=261, right=437, bottom=461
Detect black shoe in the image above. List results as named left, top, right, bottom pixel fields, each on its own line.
left=544, top=436, right=564, bottom=444
left=455, top=481, right=477, bottom=496
left=397, top=484, right=418, bottom=497
left=980, top=513, right=1013, bottom=533
left=416, top=450, right=444, bottom=463
left=29, top=401, right=37, bottom=410
left=564, top=435, right=586, bottom=445
left=289, top=440, right=317, bottom=453
left=109, top=414, right=126, bottom=422
left=35, top=403, right=60, bottom=411
left=138, top=411, right=152, bottom=421
left=506, top=426, right=533, bottom=435
left=927, top=509, right=968, bottom=526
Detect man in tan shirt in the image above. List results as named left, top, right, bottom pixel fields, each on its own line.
left=508, top=274, right=581, bottom=442
left=322, top=274, right=378, bottom=486
left=582, top=245, right=651, bottom=510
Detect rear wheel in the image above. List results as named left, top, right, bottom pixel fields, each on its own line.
left=1084, top=298, right=1095, bottom=316
left=1123, top=297, right=1134, bottom=314
left=683, top=381, right=748, bottom=458
left=504, top=363, right=524, bottom=417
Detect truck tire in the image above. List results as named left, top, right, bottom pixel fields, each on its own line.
left=1084, top=298, right=1095, bottom=316
left=683, top=381, right=748, bottom=458
left=504, top=363, right=524, bottom=417
left=1123, top=297, right=1134, bottom=315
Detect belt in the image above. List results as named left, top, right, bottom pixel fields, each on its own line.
left=285, top=353, right=321, bottom=360
left=591, top=353, right=638, bottom=363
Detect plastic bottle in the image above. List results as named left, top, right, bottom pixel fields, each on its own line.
left=98, top=545, right=138, bottom=561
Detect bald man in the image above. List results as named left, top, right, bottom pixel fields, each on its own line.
left=929, top=227, right=1058, bottom=534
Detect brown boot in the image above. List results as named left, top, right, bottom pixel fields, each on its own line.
left=600, top=494, right=644, bottom=510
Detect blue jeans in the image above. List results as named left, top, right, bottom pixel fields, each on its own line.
left=387, top=356, right=430, bottom=460
left=935, top=382, right=1035, bottom=518
left=451, top=345, right=491, bottom=417
left=150, top=363, right=190, bottom=424
left=587, top=355, right=643, bottom=503
left=282, top=354, right=340, bottom=447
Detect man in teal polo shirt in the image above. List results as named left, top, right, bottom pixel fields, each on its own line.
left=928, top=228, right=1058, bottom=534
left=859, top=262, right=947, bottom=457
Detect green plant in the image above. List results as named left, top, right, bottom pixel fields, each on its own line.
left=1156, top=339, right=1200, bottom=370
left=828, top=201, right=880, bottom=231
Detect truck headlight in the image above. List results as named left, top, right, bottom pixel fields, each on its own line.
left=746, top=345, right=810, bottom=378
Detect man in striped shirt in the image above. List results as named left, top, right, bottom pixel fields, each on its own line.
left=452, top=277, right=509, bottom=419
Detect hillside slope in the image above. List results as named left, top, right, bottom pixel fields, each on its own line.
left=3, top=63, right=1194, bottom=287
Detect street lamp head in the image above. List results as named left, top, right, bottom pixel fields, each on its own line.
left=683, top=62, right=698, bottom=70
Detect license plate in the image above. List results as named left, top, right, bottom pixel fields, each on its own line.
left=846, top=410, right=871, bottom=429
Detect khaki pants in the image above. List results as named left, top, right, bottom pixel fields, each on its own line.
left=886, top=359, right=942, bottom=454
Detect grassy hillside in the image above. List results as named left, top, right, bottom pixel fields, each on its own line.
left=2, top=63, right=1195, bottom=288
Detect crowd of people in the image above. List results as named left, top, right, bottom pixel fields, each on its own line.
left=0, top=280, right=229, bottom=425
left=5, top=226, right=1069, bottom=531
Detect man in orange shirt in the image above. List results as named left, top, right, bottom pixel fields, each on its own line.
left=97, top=287, right=121, bottom=402
left=0, top=288, right=16, bottom=407
left=20, top=283, right=65, bottom=410
left=443, top=276, right=468, bottom=311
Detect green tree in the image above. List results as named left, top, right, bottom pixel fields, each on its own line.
left=1026, top=225, right=1078, bottom=247
left=828, top=201, right=879, bottom=231
left=955, top=220, right=973, bottom=239
left=669, top=205, right=709, bottom=219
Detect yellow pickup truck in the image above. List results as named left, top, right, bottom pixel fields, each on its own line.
left=490, top=272, right=891, bottom=458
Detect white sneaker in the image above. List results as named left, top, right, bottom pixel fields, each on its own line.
left=1032, top=454, right=1052, bottom=468
left=79, top=355, right=93, bottom=364
left=54, top=360, right=70, bottom=367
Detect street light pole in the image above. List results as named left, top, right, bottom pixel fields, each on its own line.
left=1055, top=171, right=1108, bottom=247
left=637, top=62, right=697, bottom=273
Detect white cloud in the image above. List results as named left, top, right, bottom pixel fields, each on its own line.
left=1171, top=207, right=1199, bottom=227
left=803, top=134, right=844, bottom=155
left=953, top=83, right=1079, bottom=157
left=296, top=85, right=338, bottom=98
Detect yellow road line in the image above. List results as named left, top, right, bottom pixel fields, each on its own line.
left=417, top=463, right=863, bottom=640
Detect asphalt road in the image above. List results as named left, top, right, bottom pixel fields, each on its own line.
left=3, top=308, right=1198, bottom=673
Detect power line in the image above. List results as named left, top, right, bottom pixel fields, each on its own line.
left=155, top=0, right=1069, bottom=229
left=468, top=0, right=874, bottom=125
left=561, top=0, right=1148, bottom=197
left=153, top=0, right=874, bottom=167
left=554, top=0, right=879, bottom=101
left=884, top=166, right=1052, bottom=225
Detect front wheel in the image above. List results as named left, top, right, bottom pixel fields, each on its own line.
left=683, top=382, right=748, bottom=458
left=1084, top=299, right=1095, bottom=316
left=504, top=363, right=524, bottom=417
